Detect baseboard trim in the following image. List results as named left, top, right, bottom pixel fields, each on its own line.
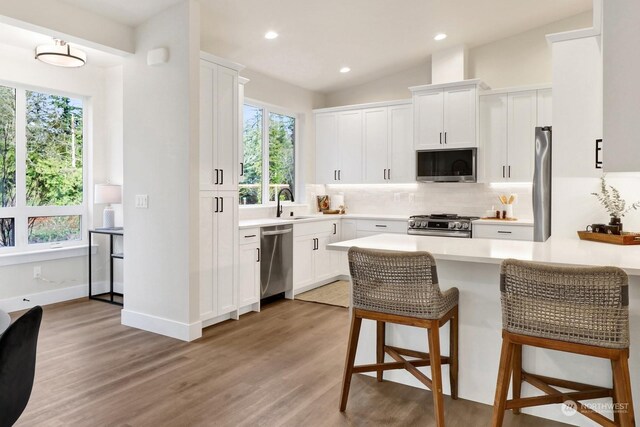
left=0, top=281, right=111, bottom=313
left=121, top=309, right=202, bottom=342
left=293, top=276, right=343, bottom=296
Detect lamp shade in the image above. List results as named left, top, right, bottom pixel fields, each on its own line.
left=94, top=184, right=122, bottom=204
left=35, top=39, right=86, bottom=68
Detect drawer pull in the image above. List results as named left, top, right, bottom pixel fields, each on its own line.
left=244, top=234, right=256, bottom=238
left=497, top=231, right=512, bottom=234
left=375, top=225, right=387, bottom=228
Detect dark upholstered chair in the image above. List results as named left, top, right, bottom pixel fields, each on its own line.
left=0, top=306, right=43, bottom=427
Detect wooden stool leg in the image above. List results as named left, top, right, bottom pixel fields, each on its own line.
left=376, top=321, right=385, bottom=382
left=619, top=355, right=635, bottom=426
left=491, top=336, right=515, bottom=427
left=612, top=360, right=621, bottom=426
left=428, top=324, right=446, bottom=427
left=340, top=314, right=363, bottom=411
left=512, top=344, right=522, bottom=415
left=612, top=358, right=633, bottom=427
left=449, top=306, right=459, bottom=400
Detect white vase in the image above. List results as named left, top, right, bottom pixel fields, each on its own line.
left=502, top=204, right=514, bottom=219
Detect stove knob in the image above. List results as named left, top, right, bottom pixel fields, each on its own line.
left=455, top=222, right=462, bottom=229
left=408, top=219, right=415, bottom=228
left=448, top=222, right=456, bottom=230
left=462, top=222, right=469, bottom=230
left=420, top=221, right=427, bottom=228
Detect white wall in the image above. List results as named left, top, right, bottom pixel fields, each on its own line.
left=0, top=42, right=122, bottom=310
left=324, top=12, right=592, bottom=107
left=122, top=0, right=201, bottom=341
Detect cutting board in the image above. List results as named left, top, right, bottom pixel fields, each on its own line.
left=577, top=231, right=640, bottom=245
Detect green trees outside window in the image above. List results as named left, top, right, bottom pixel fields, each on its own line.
left=240, top=102, right=296, bottom=205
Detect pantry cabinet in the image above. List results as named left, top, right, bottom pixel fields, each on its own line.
left=411, top=80, right=487, bottom=150
left=480, top=87, right=551, bottom=183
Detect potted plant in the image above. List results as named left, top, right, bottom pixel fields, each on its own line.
left=591, top=175, right=640, bottom=233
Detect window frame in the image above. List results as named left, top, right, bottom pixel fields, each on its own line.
left=241, top=98, right=300, bottom=206
left=0, top=80, right=88, bottom=254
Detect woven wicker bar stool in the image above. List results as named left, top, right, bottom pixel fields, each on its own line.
left=492, top=259, right=635, bottom=427
left=339, top=248, right=459, bottom=427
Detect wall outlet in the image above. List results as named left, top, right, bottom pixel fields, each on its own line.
left=135, top=194, right=148, bottom=208
left=33, top=266, right=41, bottom=279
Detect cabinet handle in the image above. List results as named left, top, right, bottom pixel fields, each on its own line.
left=240, top=162, right=244, bottom=176
left=338, top=170, right=341, bottom=180
left=508, top=166, right=511, bottom=178
left=214, top=197, right=219, bottom=213
left=256, top=248, right=260, bottom=262
left=383, top=169, right=387, bottom=180
left=439, top=132, right=442, bottom=144
left=333, top=223, right=337, bottom=235
left=220, top=197, right=224, bottom=213
left=214, top=169, right=219, bottom=185
left=387, top=169, right=391, bottom=180
left=334, top=170, right=337, bottom=181
left=502, top=166, right=505, bottom=178
left=314, top=238, right=319, bottom=250
left=497, top=231, right=512, bottom=234
left=220, top=169, right=224, bottom=185
left=444, top=132, right=447, bottom=144
left=245, top=234, right=256, bottom=238
left=375, top=224, right=387, bottom=228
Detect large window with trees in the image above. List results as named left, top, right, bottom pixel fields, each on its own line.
left=240, top=101, right=296, bottom=205
left=0, top=84, right=86, bottom=252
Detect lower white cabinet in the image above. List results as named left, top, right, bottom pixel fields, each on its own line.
left=238, top=228, right=260, bottom=311
left=473, top=222, right=534, bottom=241
left=293, top=220, right=341, bottom=292
left=200, top=191, right=238, bottom=321
left=355, top=219, right=407, bottom=238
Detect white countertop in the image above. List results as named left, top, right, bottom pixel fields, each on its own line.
left=327, top=233, right=640, bottom=276
left=239, top=213, right=408, bottom=229
left=473, top=218, right=534, bottom=226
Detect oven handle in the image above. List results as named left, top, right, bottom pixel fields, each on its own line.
left=407, top=230, right=471, bottom=238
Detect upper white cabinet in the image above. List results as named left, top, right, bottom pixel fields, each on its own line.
left=200, top=60, right=239, bottom=191
left=411, top=80, right=488, bottom=150
left=315, top=101, right=414, bottom=185
left=480, top=87, right=551, bottom=183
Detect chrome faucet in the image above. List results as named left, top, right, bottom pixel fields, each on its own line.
left=276, top=188, right=294, bottom=218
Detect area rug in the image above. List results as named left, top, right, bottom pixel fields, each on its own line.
left=296, top=280, right=349, bottom=308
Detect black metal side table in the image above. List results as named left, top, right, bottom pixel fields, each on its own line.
left=88, top=228, right=124, bottom=306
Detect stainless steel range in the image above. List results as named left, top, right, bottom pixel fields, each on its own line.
left=407, top=214, right=479, bottom=238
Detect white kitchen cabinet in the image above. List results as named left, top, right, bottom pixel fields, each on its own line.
left=199, top=191, right=239, bottom=320
left=315, top=113, right=338, bottom=184
left=480, top=88, right=549, bottom=183
left=293, top=221, right=340, bottom=292
left=293, top=235, right=316, bottom=290
left=473, top=222, right=534, bottom=241
left=363, top=107, right=389, bottom=183
left=337, top=111, right=363, bottom=183
left=537, top=88, right=552, bottom=127
left=412, top=80, right=485, bottom=150
left=238, top=228, right=260, bottom=311
left=388, top=104, right=415, bottom=182
left=200, top=60, right=239, bottom=192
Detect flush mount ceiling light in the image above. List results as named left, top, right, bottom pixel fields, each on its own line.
left=264, top=31, right=278, bottom=40
left=340, top=67, right=351, bottom=73
left=434, top=33, right=447, bottom=41
left=35, top=39, right=86, bottom=68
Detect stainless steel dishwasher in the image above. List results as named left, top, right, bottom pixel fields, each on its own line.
left=260, top=224, right=293, bottom=301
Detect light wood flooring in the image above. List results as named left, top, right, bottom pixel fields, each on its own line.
left=13, top=299, right=569, bottom=426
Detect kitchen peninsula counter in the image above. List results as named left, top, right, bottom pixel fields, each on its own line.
left=327, top=234, right=639, bottom=426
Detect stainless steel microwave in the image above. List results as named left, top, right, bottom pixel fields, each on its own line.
left=416, top=148, right=477, bottom=182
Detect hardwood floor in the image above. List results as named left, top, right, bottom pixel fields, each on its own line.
left=13, top=299, right=568, bottom=426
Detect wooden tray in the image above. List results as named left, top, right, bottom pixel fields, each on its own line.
left=480, top=217, right=519, bottom=221
left=321, top=209, right=341, bottom=215
left=577, top=231, right=640, bottom=245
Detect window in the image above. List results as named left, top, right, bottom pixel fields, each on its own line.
left=0, top=84, right=86, bottom=252
left=240, top=101, right=296, bottom=205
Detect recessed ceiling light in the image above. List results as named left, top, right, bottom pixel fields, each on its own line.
left=434, top=33, right=447, bottom=41
left=340, top=67, right=351, bottom=73
left=264, top=31, right=278, bottom=40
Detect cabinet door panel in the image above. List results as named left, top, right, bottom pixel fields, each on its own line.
left=200, top=64, right=215, bottom=190
left=238, top=244, right=260, bottom=308
left=199, top=194, right=215, bottom=318
left=507, top=91, right=537, bottom=181
left=414, top=91, right=444, bottom=149
left=363, top=108, right=388, bottom=183
left=337, top=111, right=363, bottom=183
left=388, top=104, right=415, bottom=182
left=314, top=233, right=335, bottom=283
left=537, top=88, right=552, bottom=127
left=444, top=86, right=476, bottom=148
left=215, top=192, right=238, bottom=315
left=293, top=236, right=315, bottom=290
left=215, top=65, right=238, bottom=191
left=315, top=113, right=339, bottom=184
left=480, top=94, right=508, bottom=182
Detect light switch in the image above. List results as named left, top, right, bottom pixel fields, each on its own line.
left=135, top=194, right=148, bottom=209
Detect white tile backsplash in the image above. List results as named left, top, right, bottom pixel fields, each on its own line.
left=307, top=183, right=534, bottom=219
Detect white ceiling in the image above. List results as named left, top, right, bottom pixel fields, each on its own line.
left=56, top=0, right=592, bottom=92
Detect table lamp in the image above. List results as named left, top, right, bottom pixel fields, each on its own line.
left=95, top=184, right=122, bottom=229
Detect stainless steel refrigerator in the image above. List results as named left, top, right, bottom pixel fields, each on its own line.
left=533, top=126, right=552, bottom=242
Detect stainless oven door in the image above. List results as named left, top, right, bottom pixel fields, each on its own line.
left=407, top=229, right=471, bottom=238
